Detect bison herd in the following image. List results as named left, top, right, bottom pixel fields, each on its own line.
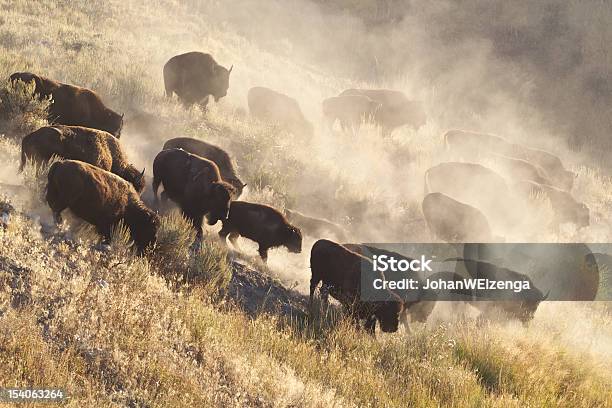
left=8, top=50, right=593, bottom=335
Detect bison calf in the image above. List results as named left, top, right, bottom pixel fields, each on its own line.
left=219, top=201, right=302, bottom=262
left=310, top=239, right=404, bottom=334
left=152, top=148, right=234, bottom=238
left=21, top=125, right=145, bottom=192
left=46, top=160, right=158, bottom=252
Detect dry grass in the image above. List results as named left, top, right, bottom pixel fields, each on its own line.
left=0, top=0, right=611, bottom=406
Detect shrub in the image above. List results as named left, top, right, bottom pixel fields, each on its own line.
left=0, top=78, right=49, bottom=138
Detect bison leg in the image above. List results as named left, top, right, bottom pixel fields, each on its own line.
left=227, top=232, right=241, bottom=250
left=364, top=316, right=377, bottom=335
left=45, top=186, right=67, bottom=225
left=257, top=245, right=269, bottom=263
left=191, top=213, right=204, bottom=240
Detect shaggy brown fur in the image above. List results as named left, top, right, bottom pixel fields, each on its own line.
left=21, top=125, right=145, bottom=192
left=10, top=72, right=123, bottom=137
left=46, top=160, right=158, bottom=252
left=248, top=87, right=313, bottom=137
left=10, top=72, right=60, bottom=99
left=163, top=52, right=232, bottom=108
left=163, top=137, right=246, bottom=198
left=152, top=148, right=234, bottom=238
left=310, top=239, right=404, bottom=334
left=219, top=201, right=302, bottom=262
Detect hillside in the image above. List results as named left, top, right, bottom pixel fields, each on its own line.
left=0, top=0, right=611, bottom=406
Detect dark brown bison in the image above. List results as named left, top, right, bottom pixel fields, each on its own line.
left=513, top=180, right=590, bottom=227
left=453, top=258, right=548, bottom=323
left=219, top=201, right=302, bottom=262
left=46, top=160, right=158, bottom=253
left=152, top=148, right=234, bottom=238
left=247, top=87, right=313, bottom=137
left=339, top=88, right=426, bottom=135
left=322, top=95, right=381, bottom=134
left=284, top=208, right=347, bottom=241
left=21, top=125, right=145, bottom=192
left=422, top=193, right=499, bottom=243
left=310, top=239, right=405, bottom=334
left=10, top=72, right=60, bottom=99
left=343, top=243, right=431, bottom=329
left=162, top=137, right=245, bottom=198
left=163, top=52, right=232, bottom=108
left=11, top=72, right=123, bottom=137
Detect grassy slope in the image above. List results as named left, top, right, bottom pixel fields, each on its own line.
left=0, top=0, right=611, bottom=407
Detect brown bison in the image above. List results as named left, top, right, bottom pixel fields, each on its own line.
left=424, top=162, right=515, bottom=228
left=422, top=193, right=499, bottom=243
left=322, top=95, right=381, bottom=134
left=10, top=72, right=60, bottom=99
left=310, top=239, right=405, bottom=334
left=284, top=208, right=347, bottom=241
left=247, top=87, right=313, bottom=137
left=490, top=154, right=552, bottom=186
left=11, top=72, right=124, bottom=137
left=339, top=88, right=426, bottom=135
left=163, top=52, right=232, bottom=108
left=443, top=130, right=574, bottom=190
left=152, top=148, right=234, bottom=238
left=46, top=160, right=158, bottom=252
left=21, top=125, right=145, bottom=192
left=162, top=137, right=246, bottom=198
left=513, top=180, right=590, bottom=227
left=454, top=258, right=548, bottom=323
left=219, top=201, right=302, bottom=262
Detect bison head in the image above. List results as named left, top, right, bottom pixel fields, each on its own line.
left=124, top=166, right=146, bottom=193
left=283, top=225, right=302, bottom=254
left=106, top=110, right=124, bottom=138
left=205, top=182, right=234, bottom=225
left=126, top=205, right=159, bottom=254
left=375, top=301, right=403, bottom=333
left=211, top=64, right=232, bottom=102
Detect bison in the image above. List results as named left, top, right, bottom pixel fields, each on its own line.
left=247, top=87, right=313, bottom=137
left=152, top=148, right=234, bottom=238
left=10, top=72, right=60, bottom=100
left=162, top=137, right=246, bottom=198
left=310, top=239, right=405, bottom=334
left=11, top=72, right=123, bottom=137
left=422, top=193, right=499, bottom=243
left=163, top=52, right=232, bottom=108
left=46, top=160, right=158, bottom=253
left=452, top=257, right=548, bottom=323
left=490, top=154, right=552, bottom=186
left=284, top=208, right=347, bottom=241
left=443, top=130, right=574, bottom=190
left=339, top=88, right=426, bottom=135
left=322, top=95, right=381, bottom=134
left=21, top=125, right=145, bottom=192
left=219, top=201, right=302, bottom=262
left=513, top=180, right=590, bottom=228
left=424, top=162, right=516, bottom=229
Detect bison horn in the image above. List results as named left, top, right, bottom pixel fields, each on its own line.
left=140, top=168, right=145, bottom=178
left=542, top=289, right=550, bottom=301
left=229, top=65, right=233, bottom=74
left=242, top=182, right=247, bottom=187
